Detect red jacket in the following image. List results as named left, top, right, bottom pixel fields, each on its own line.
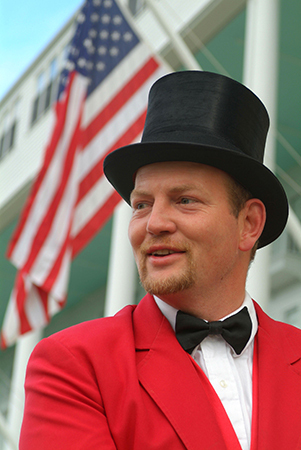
left=19, top=294, right=301, bottom=449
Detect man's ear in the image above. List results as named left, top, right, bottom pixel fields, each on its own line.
left=239, top=199, right=266, bottom=252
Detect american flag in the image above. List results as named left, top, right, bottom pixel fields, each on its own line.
left=1, top=0, right=168, bottom=347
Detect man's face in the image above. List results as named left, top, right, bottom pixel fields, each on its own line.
left=128, top=161, right=246, bottom=303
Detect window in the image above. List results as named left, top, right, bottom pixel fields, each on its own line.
left=31, top=57, right=61, bottom=126
left=31, top=71, right=46, bottom=124
left=0, top=100, right=19, bottom=161
left=45, top=59, right=60, bottom=110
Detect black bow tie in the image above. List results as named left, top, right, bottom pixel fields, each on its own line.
left=175, top=307, right=252, bottom=355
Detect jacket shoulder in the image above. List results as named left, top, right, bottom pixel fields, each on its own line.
left=35, top=304, right=137, bottom=360
left=254, top=300, right=301, bottom=364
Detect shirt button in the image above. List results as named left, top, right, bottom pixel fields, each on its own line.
left=220, top=380, right=227, bottom=388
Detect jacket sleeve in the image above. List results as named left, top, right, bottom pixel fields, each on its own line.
left=19, top=334, right=117, bottom=450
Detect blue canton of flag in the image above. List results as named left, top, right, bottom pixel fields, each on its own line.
left=59, top=0, right=140, bottom=97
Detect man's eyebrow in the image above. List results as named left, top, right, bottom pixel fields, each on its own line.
left=130, top=185, right=199, bottom=202
left=168, top=184, right=198, bottom=194
left=130, top=189, right=150, bottom=203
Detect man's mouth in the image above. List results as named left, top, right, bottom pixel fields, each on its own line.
left=145, top=246, right=185, bottom=258
left=149, top=248, right=178, bottom=256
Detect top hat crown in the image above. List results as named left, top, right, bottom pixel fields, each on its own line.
left=104, top=71, right=288, bottom=248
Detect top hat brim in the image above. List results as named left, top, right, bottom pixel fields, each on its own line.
left=104, top=140, right=288, bottom=248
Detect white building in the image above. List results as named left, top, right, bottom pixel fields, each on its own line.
left=0, top=0, right=301, bottom=447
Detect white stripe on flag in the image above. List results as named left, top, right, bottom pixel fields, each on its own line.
left=1, top=289, right=21, bottom=347
left=50, top=247, right=72, bottom=302
left=24, top=284, right=48, bottom=330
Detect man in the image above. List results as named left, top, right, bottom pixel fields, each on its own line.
left=19, top=71, right=301, bottom=450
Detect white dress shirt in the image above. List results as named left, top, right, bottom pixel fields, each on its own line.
left=154, top=292, right=257, bottom=450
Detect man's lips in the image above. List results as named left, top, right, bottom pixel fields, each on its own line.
left=145, top=248, right=186, bottom=268
left=146, top=246, right=185, bottom=257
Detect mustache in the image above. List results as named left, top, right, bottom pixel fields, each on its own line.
left=139, top=237, right=191, bottom=255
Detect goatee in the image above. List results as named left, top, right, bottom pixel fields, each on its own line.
left=137, top=239, right=196, bottom=295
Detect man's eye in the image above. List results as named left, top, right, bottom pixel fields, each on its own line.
left=135, top=202, right=147, bottom=210
left=180, top=198, right=193, bottom=204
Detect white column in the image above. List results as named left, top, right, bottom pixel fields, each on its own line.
left=243, top=0, right=280, bottom=309
left=4, top=330, right=42, bottom=450
left=0, top=413, right=17, bottom=450
left=104, top=201, right=137, bottom=317
left=287, top=207, right=301, bottom=251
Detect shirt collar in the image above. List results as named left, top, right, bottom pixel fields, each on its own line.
left=154, top=292, right=258, bottom=353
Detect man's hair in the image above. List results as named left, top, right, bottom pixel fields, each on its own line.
left=226, top=176, right=259, bottom=263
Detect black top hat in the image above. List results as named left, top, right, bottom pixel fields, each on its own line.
left=104, top=71, right=288, bottom=248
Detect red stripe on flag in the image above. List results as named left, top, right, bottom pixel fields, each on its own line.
left=72, top=190, right=121, bottom=258
left=0, top=332, right=7, bottom=350
left=15, top=272, right=32, bottom=335
left=38, top=285, right=67, bottom=323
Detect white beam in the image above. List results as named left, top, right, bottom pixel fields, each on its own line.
left=287, top=207, right=301, bottom=252
left=104, top=202, right=137, bottom=317
left=244, top=0, right=280, bottom=309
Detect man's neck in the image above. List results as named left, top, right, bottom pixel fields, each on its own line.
left=153, top=284, right=246, bottom=322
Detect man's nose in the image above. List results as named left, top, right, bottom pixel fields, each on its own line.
left=146, top=201, right=177, bottom=236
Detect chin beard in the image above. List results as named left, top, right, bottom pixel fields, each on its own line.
left=138, top=265, right=196, bottom=296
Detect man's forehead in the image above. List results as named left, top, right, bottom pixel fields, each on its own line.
left=134, top=161, right=230, bottom=184
left=130, top=161, right=232, bottom=202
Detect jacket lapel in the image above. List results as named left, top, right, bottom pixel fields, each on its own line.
left=252, top=303, right=301, bottom=450
left=133, top=295, right=242, bottom=450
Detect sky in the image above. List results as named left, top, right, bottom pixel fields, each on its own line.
left=0, top=0, right=84, bottom=101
